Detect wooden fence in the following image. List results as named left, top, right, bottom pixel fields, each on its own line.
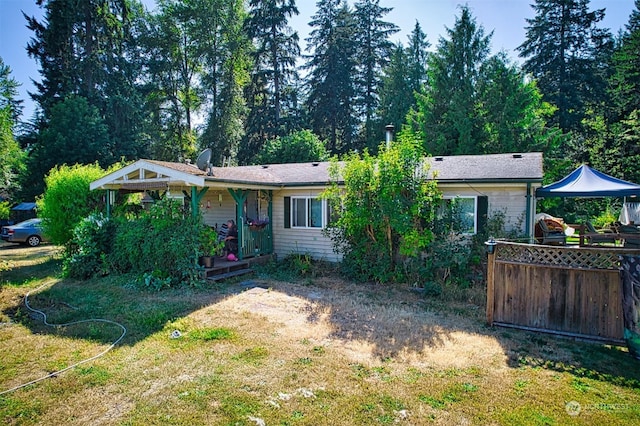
left=486, top=242, right=640, bottom=344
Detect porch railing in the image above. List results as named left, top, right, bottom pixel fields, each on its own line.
left=240, top=223, right=273, bottom=259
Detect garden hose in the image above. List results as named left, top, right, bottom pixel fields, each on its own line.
left=0, top=280, right=127, bottom=395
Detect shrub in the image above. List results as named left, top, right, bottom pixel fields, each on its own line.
left=63, top=213, right=115, bottom=279
left=0, top=201, right=9, bottom=220
left=107, top=198, right=202, bottom=288
left=323, top=134, right=441, bottom=283
left=37, top=163, right=107, bottom=246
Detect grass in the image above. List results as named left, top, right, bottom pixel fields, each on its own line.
left=1, top=242, right=640, bottom=425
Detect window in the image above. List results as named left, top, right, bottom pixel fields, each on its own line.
left=438, top=196, right=480, bottom=235
left=286, top=196, right=325, bottom=228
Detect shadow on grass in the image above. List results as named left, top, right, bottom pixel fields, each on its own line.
left=3, top=247, right=640, bottom=391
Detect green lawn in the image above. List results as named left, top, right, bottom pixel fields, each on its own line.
left=1, top=243, right=639, bottom=425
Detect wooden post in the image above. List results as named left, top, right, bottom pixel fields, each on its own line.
left=486, top=246, right=496, bottom=326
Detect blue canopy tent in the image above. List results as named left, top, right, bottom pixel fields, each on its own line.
left=536, top=165, right=640, bottom=198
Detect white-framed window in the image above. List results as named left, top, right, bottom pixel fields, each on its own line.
left=438, top=196, right=478, bottom=235
left=291, top=196, right=325, bottom=228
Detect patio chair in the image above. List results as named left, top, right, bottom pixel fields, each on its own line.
left=538, top=219, right=566, bottom=245
left=217, top=222, right=228, bottom=243
left=620, top=224, right=640, bottom=249
left=584, top=221, right=618, bottom=245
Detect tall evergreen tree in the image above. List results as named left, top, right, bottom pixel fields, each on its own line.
left=24, top=0, right=146, bottom=194
left=517, top=0, right=613, bottom=132
left=406, top=21, right=430, bottom=96
left=0, top=59, right=25, bottom=199
left=409, top=5, right=492, bottom=155
left=609, top=0, right=640, bottom=121
left=188, top=0, right=250, bottom=166
left=245, top=0, right=300, bottom=137
left=376, top=44, right=412, bottom=137
left=141, top=0, right=205, bottom=161
left=477, top=53, right=554, bottom=154
left=304, top=0, right=358, bottom=154
left=353, top=0, right=398, bottom=150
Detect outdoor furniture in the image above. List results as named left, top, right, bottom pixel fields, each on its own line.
left=619, top=224, right=640, bottom=249
left=538, top=219, right=566, bottom=245
left=583, top=221, right=619, bottom=246
left=217, top=222, right=228, bottom=243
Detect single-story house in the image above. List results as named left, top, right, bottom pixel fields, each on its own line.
left=90, top=152, right=543, bottom=261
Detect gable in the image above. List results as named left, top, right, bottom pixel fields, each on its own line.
left=90, top=160, right=206, bottom=191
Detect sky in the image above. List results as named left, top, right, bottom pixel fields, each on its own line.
left=0, top=0, right=636, bottom=122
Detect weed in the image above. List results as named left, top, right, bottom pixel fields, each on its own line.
left=296, top=357, right=312, bottom=366
left=189, top=327, right=235, bottom=341
left=232, top=346, right=269, bottom=365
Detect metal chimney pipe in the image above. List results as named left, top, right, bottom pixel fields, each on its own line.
left=385, top=124, right=395, bottom=148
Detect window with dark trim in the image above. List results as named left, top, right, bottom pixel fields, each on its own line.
left=438, top=196, right=487, bottom=235
left=285, top=196, right=325, bottom=229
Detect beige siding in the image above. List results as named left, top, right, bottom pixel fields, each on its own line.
left=440, top=183, right=535, bottom=234
left=196, top=183, right=536, bottom=262
left=201, top=191, right=237, bottom=230
left=272, top=189, right=341, bottom=262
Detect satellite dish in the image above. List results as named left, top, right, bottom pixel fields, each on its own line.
left=196, top=148, right=212, bottom=173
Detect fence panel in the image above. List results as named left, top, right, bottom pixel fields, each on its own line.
left=487, top=242, right=640, bottom=343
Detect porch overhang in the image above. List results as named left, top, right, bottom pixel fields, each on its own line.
left=90, top=159, right=206, bottom=191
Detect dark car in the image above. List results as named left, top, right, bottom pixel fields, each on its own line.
left=1, top=218, right=47, bottom=247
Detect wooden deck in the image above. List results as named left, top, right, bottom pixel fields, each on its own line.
left=202, top=254, right=274, bottom=282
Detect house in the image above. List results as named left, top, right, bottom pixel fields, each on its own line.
left=90, top=152, right=543, bottom=262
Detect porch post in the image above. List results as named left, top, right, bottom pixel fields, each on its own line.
left=190, top=187, right=209, bottom=219
left=105, top=189, right=112, bottom=218
left=228, top=189, right=248, bottom=260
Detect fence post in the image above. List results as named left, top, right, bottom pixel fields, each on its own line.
left=485, top=242, right=496, bottom=326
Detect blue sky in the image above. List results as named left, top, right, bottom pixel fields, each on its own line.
left=0, top=0, right=636, bottom=121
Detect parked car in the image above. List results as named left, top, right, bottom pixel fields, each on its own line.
left=1, top=218, right=47, bottom=247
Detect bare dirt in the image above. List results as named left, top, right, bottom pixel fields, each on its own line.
left=191, top=277, right=511, bottom=371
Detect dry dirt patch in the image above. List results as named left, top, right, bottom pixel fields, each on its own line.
left=191, top=278, right=508, bottom=370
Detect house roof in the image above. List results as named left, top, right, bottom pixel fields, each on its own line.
left=90, top=152, right=543, bottom=191
left=208, top=152, right=543, bottom=186
left=427, top=152, right=543, bottom=182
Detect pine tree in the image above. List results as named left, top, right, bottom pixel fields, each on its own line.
left=410, top=5, right=492, bottom=155
left=245, top=0, right=300, bottom=136
left=304, top=0, right=358, bottom=154
left=609, top=0, right=640, bottom=122
left=190, top=0, right=250, bottom=166
left=406, top=21, right=430, bottom=96
left=0, top=59, right=25, bottom=199
left=477, top=53, right=553, bottom=154
left=25, top=0, right=147, bottom=167
left=517, top=0, right=613, bottom=132
left=353, top=0, right=398, bottom=150
left=376, top=44, right=412, bottom=138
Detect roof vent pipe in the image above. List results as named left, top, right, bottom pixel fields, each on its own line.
left=385, top=124, right=395, bottom=149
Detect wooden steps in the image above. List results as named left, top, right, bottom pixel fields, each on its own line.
left=202, top=257, right=254, bottom=282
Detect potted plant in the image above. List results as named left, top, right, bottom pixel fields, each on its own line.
left=198, top=226, right=224, bottom=268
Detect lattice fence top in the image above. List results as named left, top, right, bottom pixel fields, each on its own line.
left=495, top=242, right=640, bottom=270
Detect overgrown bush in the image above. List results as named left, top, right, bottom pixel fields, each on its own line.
left=108, top=198, right=201, bottom=289
left=63, top=213, right=115, bottom=279
left=323, top=134, right=441, bottom=284
left=0, top=201, right=9, bottom=220
left=63, top=198, right=203, bottom=289
left=37, top=163, right=108, bottom=246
